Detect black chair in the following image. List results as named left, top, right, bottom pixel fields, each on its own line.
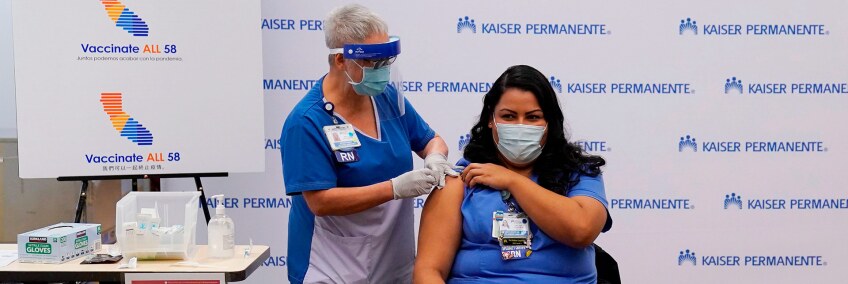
left=595, top=244, right=621, bottom=284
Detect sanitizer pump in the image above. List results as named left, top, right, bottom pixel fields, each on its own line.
left=207, top=194, right=235, bottom=258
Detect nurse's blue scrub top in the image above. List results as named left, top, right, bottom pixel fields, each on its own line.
left=280, top=76, right=435, bottom=284
left=449, top=160, right=612, bottom=284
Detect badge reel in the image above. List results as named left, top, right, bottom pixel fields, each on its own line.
left=492, top=192, right=533, bottom=260
left=322, top=102, right=361, bottom=163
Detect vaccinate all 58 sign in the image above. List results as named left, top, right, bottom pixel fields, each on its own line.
left=12, top=0, right=264, bottom=178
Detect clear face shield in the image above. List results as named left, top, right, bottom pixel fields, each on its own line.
left=330, top=36, right=405, bottom=117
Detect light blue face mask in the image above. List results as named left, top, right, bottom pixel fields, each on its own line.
left=344, top=62, right=390, bottom=97
left=494, top=119, right=547, bottom=165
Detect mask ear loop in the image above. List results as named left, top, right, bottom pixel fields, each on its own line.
left=540, top=124, right=548, bottom=147
left=342, top=58, right=366, bottom=85
left=330, top=49, right=366, bottom=85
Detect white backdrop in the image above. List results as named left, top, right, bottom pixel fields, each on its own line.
left=6, top=0, right=842, bottom=283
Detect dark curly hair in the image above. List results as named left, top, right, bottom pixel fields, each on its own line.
left=463, top=65, right=606, bottom=195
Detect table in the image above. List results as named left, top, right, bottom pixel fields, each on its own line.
left=0, top=244, right=270, bottom=283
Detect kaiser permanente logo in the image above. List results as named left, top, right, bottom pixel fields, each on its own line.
left=610, top=197, right=693, bottom=210
left=677, top=134, right=827, bottom=153
left=100, top=0, right=149, bottom=37
left=549, top=78, right=693, bottom=95
left=545, top=72, right=693, bottom=95
left=724, top=77, right=743, bottom=94
left=678, top=17, right=829, bottom=36
left=677, top=248, right=827, bottom=267
left=722, top=76, right=848, bottom=95
left=457, top=16, right=477, bottom=33
left=724, top=193, right=742, bottom=209
left=458, top=134, right=471, bottom=151
left=263, top=255, right=287, bottom=267
left=456, top=16, right=610, bottom=36
left=723, top=192, right=848, bottom=210
left=265, top=138, right=281, bottom=150
left=678, top=249, right=697, bottom=265
left=261, top=18, right=323, bottom=31
left=550, top=76, right=563, bottom=94
left=575, top=140, right=611, bottom=152
left=206, top=195, right=293, bottom=209
left=679, top=18, right=697, bottom=35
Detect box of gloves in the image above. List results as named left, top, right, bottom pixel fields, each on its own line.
left=17, top=223, right=102, bottom=264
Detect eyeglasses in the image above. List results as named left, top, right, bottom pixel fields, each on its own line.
left=356, top=56, right=396, bottom=69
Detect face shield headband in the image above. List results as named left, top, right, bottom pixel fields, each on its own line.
left=329, top=36, right=401, bottom=68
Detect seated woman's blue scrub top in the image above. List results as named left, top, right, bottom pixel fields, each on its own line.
left=280, top=76, right=435, bottom=284
left=449, top=159, right=612, bottom=284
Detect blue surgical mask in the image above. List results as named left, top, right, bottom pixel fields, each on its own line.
left=494, top=120, right=547, bottom=165
left=345, top=63, right=390, bottom=97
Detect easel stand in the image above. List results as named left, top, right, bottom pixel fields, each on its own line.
left=58, top=173, right=228, bottom=224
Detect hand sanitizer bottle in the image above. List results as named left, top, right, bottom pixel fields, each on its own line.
left=207, top=194, right=234, bottom=258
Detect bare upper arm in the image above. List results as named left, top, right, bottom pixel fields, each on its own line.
left=415, top=176, right=464, bottom=281
left=301, top=189, right=328, bottom=215
left=570, top=196, right=609, bottom=235
left=424, top=175, right=464, bottom=210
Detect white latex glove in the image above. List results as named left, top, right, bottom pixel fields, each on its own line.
left=391, top=168, right=438, bottom=199
left=424, top=153, right=460, bottom=189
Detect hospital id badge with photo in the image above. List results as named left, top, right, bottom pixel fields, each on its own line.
left=499, top=212, right=529, bottom=239
left=495, top=211, right=533, bottom=260
left=323, top=124, right=361, bottom=151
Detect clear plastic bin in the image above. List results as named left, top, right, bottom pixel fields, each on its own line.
left=116, top=191, right=200, bottom=260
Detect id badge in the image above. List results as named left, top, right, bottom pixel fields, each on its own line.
left=333, top=149, right=360, bottom=163
left=501, top=246, right=532, bottom=260
left=323, top=124, right=361, bottom=151
left=492, top=211, right=504, bottom=238
left=501, top=238, right=529, bottom=246
left=499, top=212, right=529, bottom=239
left=496, top=211, right=532, bottom=260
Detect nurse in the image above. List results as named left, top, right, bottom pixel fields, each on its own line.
left=415, top=65, right=612, bottom=283
left=279, top=4, right=456, bottom=284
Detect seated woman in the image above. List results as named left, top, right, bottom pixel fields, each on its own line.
left=414, top=65, right=612, bottom=283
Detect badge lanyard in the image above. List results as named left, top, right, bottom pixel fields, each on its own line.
left=324, top=101, right=339, bottom=125
left=322, top=101, right=361, bottom=163
left=493, top=191, right=533, bottom=260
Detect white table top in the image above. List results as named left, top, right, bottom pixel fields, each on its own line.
left=0, top=244, right=270, bottom=282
